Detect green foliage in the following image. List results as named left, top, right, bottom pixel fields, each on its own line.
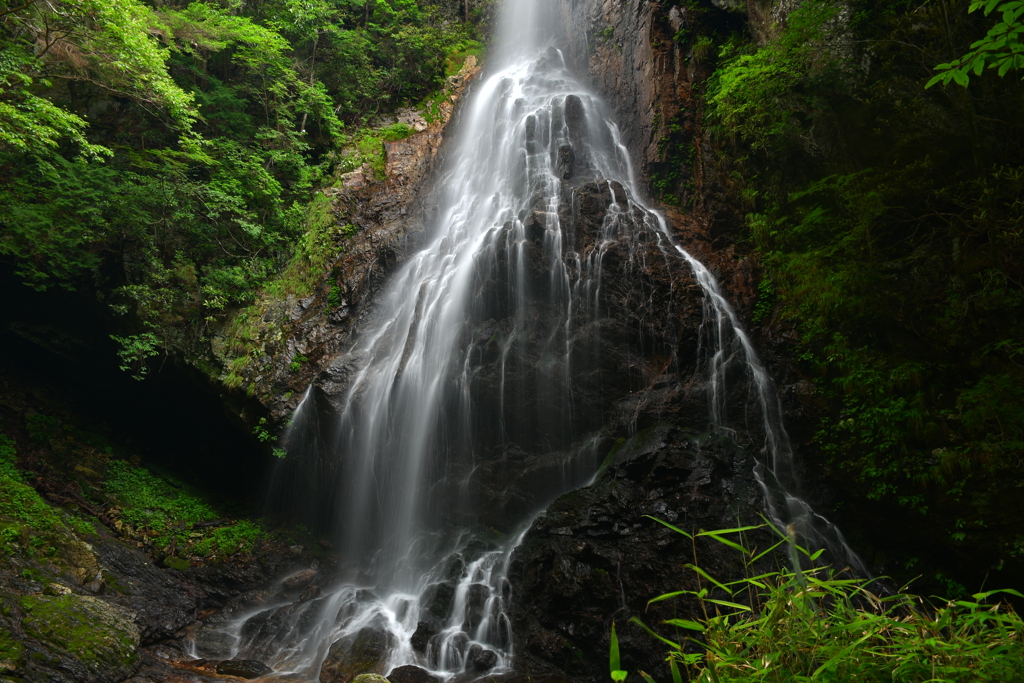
left=624, top=520, right=1024, bottom=683
left=111, top=333, right=161, bottom=380
left=0, top=434, right=23, bottom=484
left=25, top=414, right=62, bottom=443
left=1, top=0, right=486, bottom=378
left=0, top=156, right=121, bottom=291
left=253, top=416, right=277, bottom=442
left=928, top=0, right=1024, bottom=87
left=18, top=594, right=139, bottom=669
left=750, top=276, right=774, bottom=324
left=192, top=519, right=264, bottom=556
left=103, top=459, right=267, bottom=557
left=704, top=0, right=1024, bottom=584
left=2, top=0, right=197, bottom=133
left=692, top=35, right=715, bottom=65
left=336, top=122, right=415, bottom=177
left=0, top=47, right=108, bottom=157
left=104, top=460, right=216, bottom=531
left=0, top=629, right=24, bottom=672
left=609, top=623, right=628, bottom=682
left=706, top=1, right=844, bottom=150
left=0, top=470, right=75, bottom=567
left=0, top=0, right=197, bottom=157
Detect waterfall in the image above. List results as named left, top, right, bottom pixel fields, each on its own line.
left=192, top=0, right=866, bottom=679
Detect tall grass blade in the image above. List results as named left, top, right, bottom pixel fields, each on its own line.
left=644, top=515, right=693, bottom=538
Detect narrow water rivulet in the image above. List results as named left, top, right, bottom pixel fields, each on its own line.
left=191, top=1, right=866, bottom=679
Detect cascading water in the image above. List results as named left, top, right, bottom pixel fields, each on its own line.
left=189, top=1, right=866, bottom=679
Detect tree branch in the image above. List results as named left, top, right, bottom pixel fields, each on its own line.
left=0, top=0, right=38, bottom=20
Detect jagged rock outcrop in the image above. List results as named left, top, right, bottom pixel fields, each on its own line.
left=168, top=2, right=822, bottom=681
left=207, top=57, right=483, bottom=427
left=508, top=424, right=774, bottom=682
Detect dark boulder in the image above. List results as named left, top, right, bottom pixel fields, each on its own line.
left=410, top=620, right=441, bottom=653
left=319, top=626, right=395, bottom=683
left=508, top=425, right=774, bottom=683
left=419, top=582, right=455, bottom=621
left=216, top=659, right=274, bottom=678
left=92, top=539, right=199, bottom=643
left=387, top=664, right=441, bottom=683
left=283, top=568, right=318, bottom=590
left=461, top=583, right=491, bottom=634
left=466, top=644, right=499, bottom=672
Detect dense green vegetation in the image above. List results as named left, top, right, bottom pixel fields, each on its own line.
left=18, top=408, right=298, bottom=563
left=665, top=0, right=1024, bottom=587
left=615, top=521, right=1024, bottom=683
left=104, top=459, right=267, bottom=562
left=1, top=0, right=488, bottom=380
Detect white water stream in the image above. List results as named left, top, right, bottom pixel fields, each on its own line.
left=192, top=1, right=866, bottom=679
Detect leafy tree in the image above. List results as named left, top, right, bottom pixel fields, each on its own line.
left=928, top=0, right=1024, bottom=86
left=2, top=0, right=489, bottom=371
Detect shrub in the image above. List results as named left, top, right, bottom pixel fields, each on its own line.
left=617, top=519, right=1024, bottom=683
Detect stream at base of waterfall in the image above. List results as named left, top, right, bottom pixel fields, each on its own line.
left=185, top=2, right=865, bottom=680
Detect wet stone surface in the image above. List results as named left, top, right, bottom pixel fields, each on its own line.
left=319, top=626, right=395, bottom=683
left=508, top=425, right=774, bottom=683
left=215, top=658, right=274, bottom=678
left=387, top=665, right=442, bottom=683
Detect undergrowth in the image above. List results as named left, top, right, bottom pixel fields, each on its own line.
left=613, top=519, right=1024, bottom=683
left=103, top=460, right=267, bottom=561
left=696, top=0, right=1024, bottom=586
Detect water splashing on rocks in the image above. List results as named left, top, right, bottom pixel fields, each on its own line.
left=188, top=0, right=866, bottom=679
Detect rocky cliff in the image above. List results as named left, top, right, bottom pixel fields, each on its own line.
left=204, top=2, right=809, bottom=681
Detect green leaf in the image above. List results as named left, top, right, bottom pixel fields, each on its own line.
left=663, top=618, right=706, bottom=631
left=973, top=588, right=1024, bottom=601
left=648, top=591, right=691, bottom=606
left=704, top=598, right=753, bottom=612
left=669, top=657, right=683, bottom=683
left=750, top=538, right=789, bottom=563
left=685, top=564, right=734, bottom=595
left=697, top=525, right=763, bottom=536
left=630, top=617, right=682, bottom=650
left=610, top=622, right=623, bottom=677
left=697, top=532, right=749, bottom=554
left=644, top=515, right=693, bottom=538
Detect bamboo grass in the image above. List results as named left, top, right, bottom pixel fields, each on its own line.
left=614, top=518, right=1024, bottom=683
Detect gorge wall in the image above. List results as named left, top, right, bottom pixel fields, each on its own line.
left=0, top=1, right=888, bottom=681
left=202, top=1, right=825, bottom=681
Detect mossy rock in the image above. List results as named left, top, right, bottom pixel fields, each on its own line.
left=163, top=556, right=190, bottom=571
left=319, top=627, right=394, bottom=683
left=18, top=593, right=140, bottom=682
left=353, top=675, right=389, bottom=683
left=0, top=630, right=24, bottom=674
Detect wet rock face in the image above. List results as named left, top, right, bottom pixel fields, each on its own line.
left=216, top=658, right=274, bottom=678
left=320, top=626, right=395, bottom=683
left=388, top=664, right=441, bottom=683
left=455, top=179, right=705, bottom=524
left=272, top=163, right=709, bottom=536
left=1, top=593, right=141, bottom=683
left=557, top=1, right=690, bottom=192
left=508, top=425, right=773, bottom=683
left=215, top=58, right=484, bottom=429
left=555, top=0, right=757, bottom=295
left=420, top=581, right=456, bottom=621
left=92, top=539, right=199, bottom=643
